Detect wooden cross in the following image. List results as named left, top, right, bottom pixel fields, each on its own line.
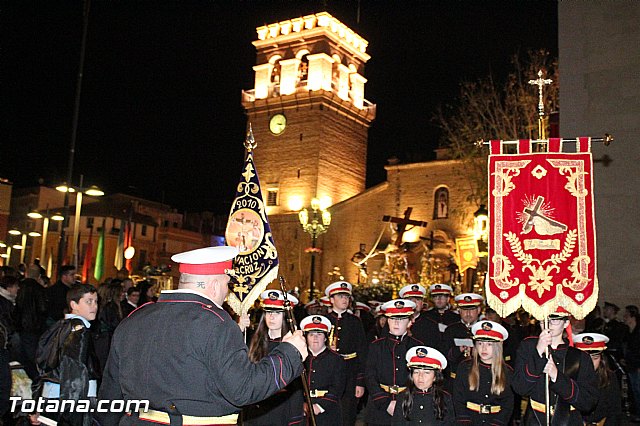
left=528, top=70, right=553, bottom=117
left=420, top=231, right=445, bottom=251
left=521, top=196, right=567, bottom=234
left=382, top=207, right=428, bottom=246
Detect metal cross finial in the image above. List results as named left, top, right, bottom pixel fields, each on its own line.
left=528, top=70, right=553, bottom=117
left=244, top=123, right=257, bottom=151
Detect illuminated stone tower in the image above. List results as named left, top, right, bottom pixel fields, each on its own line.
left=242, top=12, right=376, bottom=215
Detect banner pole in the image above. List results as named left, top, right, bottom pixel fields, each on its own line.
left=545, top=316, right=550, bottom=426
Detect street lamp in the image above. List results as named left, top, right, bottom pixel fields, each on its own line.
left=473, top=204, right=489, bottom=293
left=28, top=209, right=64, bottom=273
left=56, top=176, right=104, bottom=268
left=298, top=197, right=331, bottom=300
left=0, top=242, right=7, bottom=265
left=473, top=204, right=489, bottom=243
left=7, top=229, right=41, bottom=264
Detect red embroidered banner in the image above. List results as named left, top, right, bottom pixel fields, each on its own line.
left=486, top=138, right=598, bottom=320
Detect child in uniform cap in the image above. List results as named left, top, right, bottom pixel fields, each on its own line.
left=243, top=290, right=304, bottom=426
left=300, top=315, right=346, bottom=425
left=364, top=299, right=423, bottom=424
left=355, top=301, right=375, bottom=336
left=441, top=293, right=484, bottom=388
left=318, top=296, right=331, bottom=315
left=393, top=346, right=454, bottom=424
left=399, top=284, right=441, bottom=349
left=512, top=307, right=598, bottom=425
left=324, top=281, right=368, bottom=426
left=574, top=333, right=622, bottom=425
left=453, top=320, right=514, bottom=424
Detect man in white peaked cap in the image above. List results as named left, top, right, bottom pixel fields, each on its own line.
left=99, top=246, right=308, bottom=426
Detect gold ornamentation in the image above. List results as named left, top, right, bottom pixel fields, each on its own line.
left=525, top=265, right=559, bottom=298
left=531, top=165, right=547, bottom=180
left=490, top=254, right=520, bottom=289
left=491, top=168, right=523, bottom=197
left=558, top=167, right=587, bottom=197
left=563, top=255, right=591, bottom=292
left=545, top=230, right=576, bottom=266
left=233, top=284, right=249, bottom=295
left=504, top=232, right=534, bottom=264
left=501, top=230, right=578, bottom=297
left=547, top=160, right=589, bottom=198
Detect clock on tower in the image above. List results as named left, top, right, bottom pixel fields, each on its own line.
left=241, top=12, right=376, bottom=216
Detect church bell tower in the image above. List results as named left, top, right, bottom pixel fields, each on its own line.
left=241, top=12, right=376, bottom=215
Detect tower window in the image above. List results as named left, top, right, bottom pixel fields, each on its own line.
left=266, top=183, right=279, bottom=206
left=267, top=189, right=279, bottom=206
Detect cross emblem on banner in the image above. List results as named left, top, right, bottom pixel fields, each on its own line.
left=382, top=207, right=428, bottom=246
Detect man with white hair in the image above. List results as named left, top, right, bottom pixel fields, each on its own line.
left=99, top=246, right=308, bottom=426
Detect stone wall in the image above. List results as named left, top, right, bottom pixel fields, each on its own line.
left=559, top=2, right=640, bottom=308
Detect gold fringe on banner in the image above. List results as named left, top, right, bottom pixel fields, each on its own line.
left=485, top=279, right=599, bottom=321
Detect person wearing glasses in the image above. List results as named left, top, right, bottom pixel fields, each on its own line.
left=512, top=307, right=598, bottom=425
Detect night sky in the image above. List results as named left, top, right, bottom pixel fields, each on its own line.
left=3, top=1, right=557, bottom=214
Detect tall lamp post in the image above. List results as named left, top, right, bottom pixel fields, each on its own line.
left=27, top=209, right=64, bottom=274
left=0, top=242, right=7, bottom=265
left=56, top=177, right=104, bottom=268
left=8, top=229, right=41, bottom=265
left=298, top=198, right=331, bottom=300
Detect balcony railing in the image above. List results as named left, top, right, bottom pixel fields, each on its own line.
left=242, top=80, right=376, bottom=114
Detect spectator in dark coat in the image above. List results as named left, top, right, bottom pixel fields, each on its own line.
left=94, top=282, right=124, bottom=373
left=0, top=276, right=19, bottom=361
left=44, top=265, right=76, bottom=325
left=136, top=280, right=156, bottom=305
left=120, top=286, right=140, bottom=318
left=624, top=310, right=640, bottom=422
left=14, top=278, right=48, bottom=380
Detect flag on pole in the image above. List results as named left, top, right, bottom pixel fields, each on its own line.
left=81, top=227, right=94, bottom=283
left=225, top=126, right=279, bottom=316
left=114, top=220, right=124, bottom=270
left=124, top=221, right=133, bottom=273
left=486, top=138, right=598, bottom=320
left=94, top=219, right=106, bottom=282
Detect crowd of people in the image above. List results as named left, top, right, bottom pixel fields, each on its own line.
left=0, top=246, right=638, bottom=425
left=0, top=263, right=156, bottom=425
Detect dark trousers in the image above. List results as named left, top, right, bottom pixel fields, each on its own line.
left=17, top=332, right=40, bottom=381
left=341, top=369, right=358, bottom=426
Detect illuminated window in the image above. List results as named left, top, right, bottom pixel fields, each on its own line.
left=433, top=187, right=449, bottom=219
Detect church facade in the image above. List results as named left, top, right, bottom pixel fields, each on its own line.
left=241, top=12, right=482, bottom=300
